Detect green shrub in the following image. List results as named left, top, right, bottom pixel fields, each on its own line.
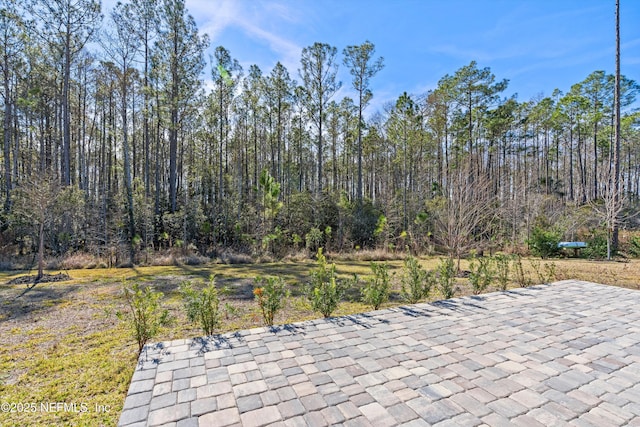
left=630, top=236, right=640, bottom=258
left=512, top=254, right=532, bottom=288
left=117, top=282, right=170, bottom=353
left=180, top=276, right=221, bottom=336
left=361, top=262, right=392, bottom=310
left=544, top=262, right=557, bottom=282
left=305, top=227, right=323, bottom=252
left=468, top=256, right=494, bottom=295
left=350, top=201, right=383, bottom=248
left=254, top=276, right=289, bottom=326
left=305, top=248, right=351, bottom=317
left=528, top=225, right=562, bottom=259
left=400, top=256, right=432, bottom=304
left=583, top=231, right=608, bottom=259
left=529, top=259, right=557, bottom=284
left=436, top=257, right=456, bottom=299
left=493, top=254, right=511, bottom=291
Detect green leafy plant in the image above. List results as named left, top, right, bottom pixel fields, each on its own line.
left=530, top=259, right=557, bottom=284
left=468, top=256, right=494, bottom=295
left=305, top=227, right=323, bottom=251
left=254, top=276, right=289, bottom=326
left=629, top=235, right=640, bottom=258
left=223, top=302, right=237, bottom=320
left=361, top=262, right=392, bottom=310
left=117, top=281, right=170, bottom=353
left=305, top=248, right=350, bottom=317
left=544, top=262, right=557, bottom=282
left=493, top=254, right=511, bottom=291
left=437, top=257, right=456, bottom=299
left=292, top=233, right=303, bottom=250
left=400, top=256, right=432, bottom=304
left=528, top=224, right=562, bottom=259
left=583, top=230, right=608, bottom=259
left=512, top=255, right=532, bottom=288
left=180, top=276, right=222, bottom=336
left=262, top=226, right=284, bottom=253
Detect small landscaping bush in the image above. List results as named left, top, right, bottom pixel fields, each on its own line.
left=400, top=256, right=432, bottom=304
left=437, top=257, right=456, bottom=299
left=117, top=282, right=170, bottom=353
left=529, top=259, right=557, bottom=284
left=361, top=262, right=392, bottom=310
left=512, top=254, right=532, bottom=288
left=468, top=255, right=494, bottom=295
left=305, top=248, right=351, bottom=317
left=254, top=275, right=289, bottom=326
left=180, top=276, right=222, bottom=336
left=493, top=254, right=511, bottom=291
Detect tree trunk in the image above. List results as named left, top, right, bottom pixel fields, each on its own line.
left=62, top=27, right=73, bottom=187
left=357, top=90, right=363, bottom=204
left=37, top=220, right=45, bottom=281
left=317, top=102, right=323, bottom=195
left=569, top=125, right=574, bottom=201
left=122, top=73, right=136, bottom=265
left=219, top=87, right=224, bottom=206
left=3, top=60, right=11, bottom=212
left=612, top=0, right=621, bottom=252
left=144, top=31, right=151, bottom=198
left=169, top=50, right=179, bottom=213
left=593, top=116, right=598, bottom=200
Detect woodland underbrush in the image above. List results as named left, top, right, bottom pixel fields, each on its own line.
left=2, top=229, right=640, bottom=273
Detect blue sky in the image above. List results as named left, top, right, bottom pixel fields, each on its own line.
left=104, top=0, right=640, bottom=113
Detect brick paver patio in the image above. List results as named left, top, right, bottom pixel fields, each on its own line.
left=118, top=280, right=640, bottom=426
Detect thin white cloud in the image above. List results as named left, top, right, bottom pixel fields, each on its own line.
left=190, top=0, right=239, bottom=43
left=191, top=0, right=302, bottom=75
left=235, top=19, right=301, bottom=71
left=262, top=1, right=304, bottom=24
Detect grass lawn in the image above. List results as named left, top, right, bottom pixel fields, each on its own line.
left=1, top=256, right=639, bottom=426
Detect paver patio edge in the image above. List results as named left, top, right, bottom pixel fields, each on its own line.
left=118, top=280, right=640, bottom=426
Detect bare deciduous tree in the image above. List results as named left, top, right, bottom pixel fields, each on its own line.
left=428, top=161, right=496, bottom=270
left=11, top=174, right=59, bottom=281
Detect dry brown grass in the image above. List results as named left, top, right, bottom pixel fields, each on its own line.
left=217, top=250, right=254, bottom=264
left=58, top=252, right=105, bottom=270
left=551, top=258, right=640, bottom=289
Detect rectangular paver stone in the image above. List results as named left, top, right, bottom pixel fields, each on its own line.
left=236, top=394, right=262, bottom=414
left=301, top=394, right=328, bottom=411
left=322, top=406, right=346, bottom=425
left=240, top=406, right=282, bottom=427
left=147, top=402, right=190, bottom=426
left=408, top=398, right=463, bottom=424
left=387, top=403, right=419, bottom=424
left=450, top=392, right=491, bottom=417
left=233, top=380, right=268, bottom=398
left=278, top=399, right=306, bottom=418
left=198, top=407, right=240, bottom=427
left=487, top=397, right=528, bottom=418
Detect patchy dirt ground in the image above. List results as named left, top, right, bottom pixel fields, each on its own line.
left=7, top=272, right=72, bottom=286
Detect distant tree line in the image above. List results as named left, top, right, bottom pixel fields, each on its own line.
left=1, top=0, right=639, bottom=265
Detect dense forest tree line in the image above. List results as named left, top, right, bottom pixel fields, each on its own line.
left=0, top=0, right=639, bottom=267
